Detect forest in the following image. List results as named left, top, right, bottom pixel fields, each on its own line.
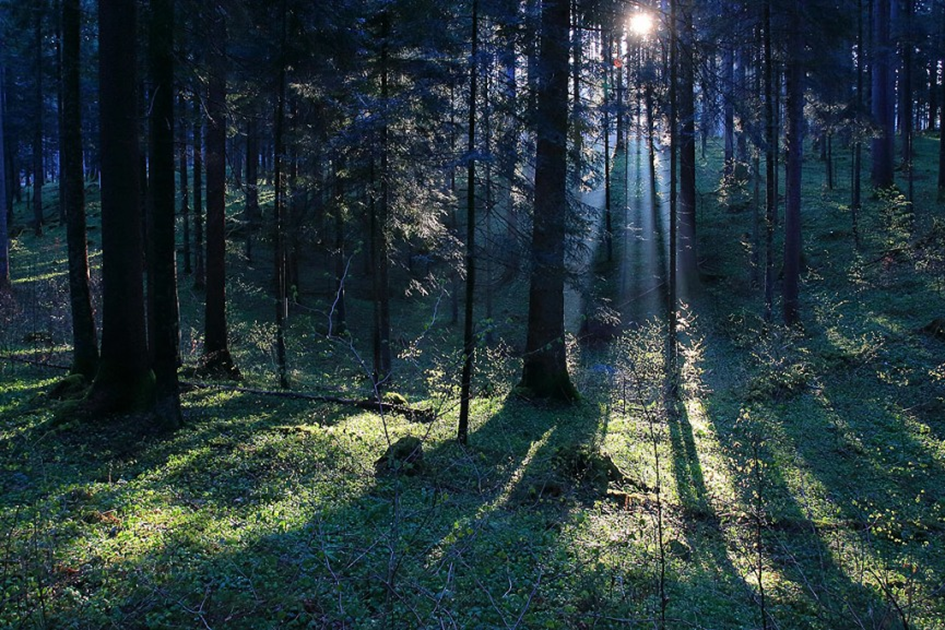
left=1, top=0, right=945, bottom=627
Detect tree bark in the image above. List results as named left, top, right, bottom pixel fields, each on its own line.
left=0, top=41, right=8, bottom=290
left=179, top=94, right=191, bottom=275
left=520, top=0, right=577, bottom=402
left=202, top=10, right=238, bottom=377
left=61, top=0, right=98, bottom=379
left=783, top=0, right=805, bottom=326
left=273, top=0, right=289, bottom=389
left=678, top=0, right=698, bottom=287
left=87, top=0, right=154, bottom=413
left=193, top=95, right=205, bottom=289
left=763, top=0, right=776, bottom=322
left=32, top=4, right=45, bottom=237
left=458, top=0, right=479, bottom=444
left=871, top=0, right=895, bottom=188
left=148, top=0, right=182, bottom=426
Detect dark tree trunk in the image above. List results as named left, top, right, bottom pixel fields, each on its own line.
left=520, top=0, right=577, bottom=402
left=61, top=0, right=97, bottom=379
left=371, top=16, right=393, bottom=386
left=273, top=0, right=289, bottom=389
left=331, top=156, right=347, bottom=336
left=783, top=1, right=805, bottom=327
left=678, top=0, right=697, bottom=287
left=871, top=0, right=895, bottom=188
left=0, top=41, right=8, bottom=290
left=245, top=112, right=259, bottom=261
left=179, top=94, right=191, bottom=275
left=723, top=44, right=735, bottom=176
left=940, top=3, right=945, bottom=198
left=763, top=0, right=776, bottom=322
left=148, top=0, right=181, bottom=426
left=193, top=96, right=205, bottom=290
left=458, top=0, right=479, bottom=445
left=202, top=10, right=238, bottom=378
left=87, top=0, right=153, bottom=413
left=603, top=30, right=613, bottom=264
left=32, top=4, right=45, bottom=237
left=55, top=0, right=65, bottom=225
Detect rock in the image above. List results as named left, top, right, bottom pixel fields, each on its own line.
left=922, top=318, right=945, bottom=341
left=49, top=374, right=88, bottom=401
left=374, top=436, right=423, bottom=476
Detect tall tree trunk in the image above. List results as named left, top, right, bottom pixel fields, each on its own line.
left=678, top=0, right=697, bottom=287
left=61, top=0, right=97, bottom=378
left=603, top=30, right=613, bottom=264
left=0, top=38, right=8, bottom=290
left=193, top=96, right=205, bottom=289
left=666, top=0, right=680, bottom=403
left=202, top=10, right=238, bottom=377
left=245, top=112, right=259, bottom=262
left=940, top=3, right=945, bottom=198
left=331, top=156, right=347, bottom=336
left=783, top=1, right=805, bottom=326
left=458, top=0, right=479, bottom=445
left=179, top=93, right=191, bottom=274
left=852, top=0, right=863, bottom=247
left=871, top=0, right=895, bottom=188
left=55, top=0, right=66, bottom=225
left=763, top=0, right=776, bottom=322
left=723, top=44, right=735, bottom=176
left=273, top=0, right=289, bottom=389
left=87, top=0, right=153, bottom=413
left=372, top=15, right=393, bottom=386
left=148, top=0, right=181, bottom=426
left=32, top=4, right=45, bottom=237
left=520, top=0, right=577, bottom=402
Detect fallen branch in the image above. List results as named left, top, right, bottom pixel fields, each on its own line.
left=180, top=380, right=436, bottom=422
left=0, top=355, right=434, bottom=422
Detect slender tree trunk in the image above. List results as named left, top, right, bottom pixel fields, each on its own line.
left=852, top=0, right=863, bottom=246
left=61, top=0, right=97, bottom=378
left=273, top=0, right=289, bottom=389
left=0, top=38, right=9, bottom=290
left=723, top=44, right=735, bottom=176
left=372, top=15, right=393, bottom=385
left=603, top=30, right=613, bottom=264
left=245, top=112, right=259, bottom=262
left=458, top=0, right=479, bottom=445
left=783, top=1, right=805, bottom=326
left=940, top=4, right=945, bottom=198
left=55, top=0, right=66, bottom=225
left=520, top=0, right=577, bottom=402
left=193, top=97, right=205, bottom=289
left=666, top=0, right=679, bottom=403
left=871, top=0, right=895, bottom=188
left=179, top=94, right=191, bottom=274
left=331, top=156, right=347, bottom=336
left=148, top=0, right=181, bottom=425
left=87, top=0, right=153, bottom=413
left=202, top=10, right=238, bottom=377
left=678, top=0, right=697, bottom=286
left=763, top=0, right=776, bottom=322
left=32, top=4, right=45, bottom=237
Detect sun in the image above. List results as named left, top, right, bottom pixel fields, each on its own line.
left=629, top=12, right=654, bottom=37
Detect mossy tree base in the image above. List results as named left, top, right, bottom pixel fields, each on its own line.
left=518, top=368, right=579, bottom=403
left=83, top=363, right=156, bottom=418
left=196, top=350, right=241, bottom=381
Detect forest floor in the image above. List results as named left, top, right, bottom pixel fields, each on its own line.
left=2, top=137, right=945, bottom=629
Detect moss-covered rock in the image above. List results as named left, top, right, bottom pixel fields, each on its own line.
left=49, top=374, right=89, bottom=401
left=374, top=436, right=423, bottom=476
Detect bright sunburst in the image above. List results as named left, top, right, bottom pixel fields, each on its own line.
left=629, top=12, right=654, bottom=36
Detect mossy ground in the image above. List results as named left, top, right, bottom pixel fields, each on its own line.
left=2, top=137, right=945, bottom=628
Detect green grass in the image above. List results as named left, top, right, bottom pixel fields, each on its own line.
left=2, top=136, right=945, bottom=628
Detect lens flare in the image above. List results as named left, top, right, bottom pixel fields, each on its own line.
left=630, top=12, right=654, bottom=36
